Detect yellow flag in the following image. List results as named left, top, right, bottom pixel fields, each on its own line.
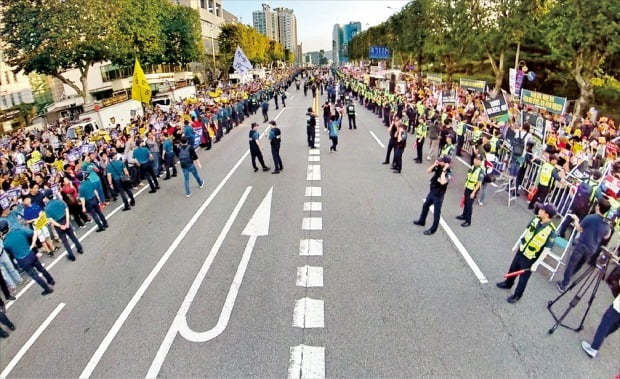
left=131, top=58, right=151, bottom=103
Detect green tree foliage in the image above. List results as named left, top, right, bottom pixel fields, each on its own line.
left=218, top=23, right=288, bottom=69
left=161, top=5, right=204, bottom=64
left=543, top=0, right=620, bottom=117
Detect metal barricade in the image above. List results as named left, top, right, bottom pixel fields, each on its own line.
left=519, top=155, right=542, bottom=196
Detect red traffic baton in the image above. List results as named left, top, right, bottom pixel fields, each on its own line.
left=504, top=269, right=530, bottom=279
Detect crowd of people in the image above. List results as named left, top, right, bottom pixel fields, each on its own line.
left=0, top=67, right=307, bottom=338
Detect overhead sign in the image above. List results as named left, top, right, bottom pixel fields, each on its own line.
left=426, top=73, right=443, bottom=83
left=483, top=94, right=509, bottom=119
left=521, top=89, right=567, bottom=115
left=369, top=46, right=390, bottom=60
left=459, top=78, right=486, bottom=93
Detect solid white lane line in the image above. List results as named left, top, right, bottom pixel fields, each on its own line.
left=304, top=187, right=322, bottom=197
left=296, top=266, right=324, bottom=287
left=274, top=107, right=287, bottom=121
left=288, top=345, right=325, bottom=379
left=299, top=239, right=323, bottom=256
left=292, top=298, right=324, bottom=328
left=369, top=130, right=385, bottom=148
left=427, top=203, right=488, bottom=284
left=0, top=303, right=66, bottom=379
left=6, top=185, right=151, bottom=310
left=308, top=156, right=321, bottom=162
left=306, top=165, right=321, bottom=181
left=456, top=156, right=471, bottom=168
left=303, top=202, right=322, bottom=211
left=80, top=149, right=253, bottom=379
left=301, top=217, right=322, bottom=231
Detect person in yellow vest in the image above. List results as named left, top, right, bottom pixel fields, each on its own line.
left=496, top=202, right=557, bottom=303
left=528, top=154, right=564, bottom=210
left=456, top=154, right=484, bottom=227
left=455, top=116, right=466, bottom=157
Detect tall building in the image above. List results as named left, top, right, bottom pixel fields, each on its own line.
left=332, top=22, right=362, bottom=66
left=252, top=4, right=279, bottom=42
left=274, top=7, right=297, bottom=52
left=174, top=0, right=226, bottom=54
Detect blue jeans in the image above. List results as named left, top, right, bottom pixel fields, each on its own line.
left=151, top=152, right=162, bottom=175
left=182, top=165, right=203, bottom=195
left=560, top=243, right=593, bottom=288
left=591, top=305, right=620, bottom=350
left=0, top=251, right=22, bottom=287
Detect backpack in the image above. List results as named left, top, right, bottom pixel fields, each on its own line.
left=179, top=146, right=192, bottom=168
left=571, top=181, right=593, bottom=215
left=512, top=131, right=527, bottom=156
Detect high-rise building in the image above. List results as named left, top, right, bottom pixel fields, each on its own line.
left=332, top=22, right=362, bottom=66
left=173, top=0, right=226, bottom=54
left=252, top=4, right=279, bottom=42
left=274, top=7, right=297, bottom=52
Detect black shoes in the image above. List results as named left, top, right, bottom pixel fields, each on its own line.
left=382, top=161, right=389, bottom=164
left=67, top=256, right=76, bottom=262
left=262, top=167, right=271, bottom=172
left=413, top=220, right=425, bottom=226
left=496, top=282, right=511, bottom=289
left=6, top=295, right=16, bottom=301
left=507, top=295, right=521, bottom=304
left=393, top=170, right=401, bottom=174
left=423, top=230, right=435, bottom=235
left=77, top=250, right=84, bottom=255
left=41, top=288, right=54, bottom=296
left=148, top=190, right=157, bottom=193
left=122, top=207, right=131, bottom=211
left=130, top=200, right=135, bottom=206
left=456, top=215, right=465, bottom=220
left=461, top=222, right=471, bottom=227
left=272, top=170, right=280, bottom=174
left=96, top=228, right=105, bottom=232
left=0, top=329, right=8, bottom=338
left=253, top=168, right=259, bottom=172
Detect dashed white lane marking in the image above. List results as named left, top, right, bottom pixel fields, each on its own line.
left=427, top=202, right=488, bottom=284
left=308, top=156, right=321, bottom=162
left=292, top=298, right=325, bottom=328
left=303, top=202, right=322, bottom=211
left=369, top=130, right=385, bottom=148
left=301, top=217, right=323, bottom=231
left=296, top=266, right=324, bottom=287
left=315, top=143, right=321, bottom=148
left=1, top=303, right=66, bottom=378
left=309, top=150, right=320, bottom=155
left=288, top=345, right=325, bottom=379
left=315, top=137, right=321, bottom=142
left=306, top=165, right=321, bottom=181
left=305, top=187, right=322, bottom=197
left=299, top=239, right=323, bottom=256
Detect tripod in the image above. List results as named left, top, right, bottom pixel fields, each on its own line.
left=547, top=248, right=611, bottom=334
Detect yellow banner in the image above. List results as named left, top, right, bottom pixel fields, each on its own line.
left=131, top=58, right=152, bottom=104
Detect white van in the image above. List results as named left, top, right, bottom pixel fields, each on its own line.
left=66, top=119, right=100, bottom=140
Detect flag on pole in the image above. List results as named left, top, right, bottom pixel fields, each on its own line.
left=232, top=45, right=253, bottom=74
left=131, top=58, right=151, bottom=104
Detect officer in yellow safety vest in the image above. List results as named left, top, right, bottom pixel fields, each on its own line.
left=456, top=154, right=484, bottom=227
left=528, top=154, right=564, bottom=210
left=497, top=202, right=557, bottom=303
left=455, top=117, right=466, bottom=157
left=414, top=117, right=428, bottom=163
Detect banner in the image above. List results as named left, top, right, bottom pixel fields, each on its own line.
left=30, top=161, right=45, bottom=173
left=193, top=127, right=203, bottom=149
left=13, top=165, right=26, bottom=174
left=426, top=73, right=443, bottom=83
left=131, top=58, right=151, bottom=104
left=515, top=70, right=525, bottom=96
left=521, top=110, right=546, bottom=145
left=459, top=78, right=486, bottom=92
left=441, top=90, right=456, bottom=107
left=81, top=143, right=95, bottom=154
left=369, top=46, right=390, bottom=60
left=233, top=46, right=253, bottom=74
left=521, top=89, right=566, bottom=114
left=483, top=94, right=509, bottom=119
left=0, top=193, right=10, bottom=210
left=67, top=148, right=81, bottom=162
left=509, top=68, right=516, bottom=96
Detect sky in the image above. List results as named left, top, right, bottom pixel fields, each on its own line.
left=223, top=0, right=410, bottom=52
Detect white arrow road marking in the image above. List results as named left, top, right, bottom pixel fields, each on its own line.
left=303, top=202, right=322, bottom=211
left=296, top=266, right=324, bottom=287
left=292, top=298, right=324, bottom=328
left=306, top=165, right=321, bottom=181
left=146, top=187, right=273, bottom=378
left=0, top=303, right=65, bottom=379
left=369, top=130, right=385, bottom=148
left=299, top=239, right=323, bottom=256
left=305, top=187, right=322, bottom=197
left=288, top=345, right=325, bottom=379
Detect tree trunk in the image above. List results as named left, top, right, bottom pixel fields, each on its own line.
left=487, top=50, right=505, bottom=97
left=53, top=73, right=84, bottom=100
left=572, top=55, right=594, bottom=119
left=80, top=65, right=92, bottom=106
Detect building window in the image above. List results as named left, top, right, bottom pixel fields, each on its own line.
left=1, top=96, right=6, bottom=108
left=208, top=0, right=214, bottom=13
left=215, top=3, right=221, bottom=17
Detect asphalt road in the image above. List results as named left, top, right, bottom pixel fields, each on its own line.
left=0, top=90, right=617, bottom=378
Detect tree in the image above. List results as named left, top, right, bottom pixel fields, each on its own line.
left=218, top=23, right=288, bottom=69
left=1, top=0, right=124, bottom=104
left=543, top=0, right=620, bottom=117
left=160, top=5, right=204, bottom=64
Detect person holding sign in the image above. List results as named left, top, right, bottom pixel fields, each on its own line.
left=22, top=196, right=56, bottom=256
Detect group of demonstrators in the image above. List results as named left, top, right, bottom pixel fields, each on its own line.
left=0, top=67, right=302, bottom=338
left=336, top=66, right=619, bottom=359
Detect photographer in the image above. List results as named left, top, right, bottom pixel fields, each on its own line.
left=413, top=156, right=453, bottom=235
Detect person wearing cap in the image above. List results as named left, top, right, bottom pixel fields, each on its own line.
left=528, top=154, right=564, bottom=210
left=248, top=123, right=270, bottom=172
left=456, top=153, right=484, bottom=227
left=0, top=220, right=54, bottom=296
left=413, top=156, right=453, bottom=235
left=176, top=136, right=204, bottom=198
left=392, top=122, right=407, bottom=173
left=556, top=199, right=612, bottom=293
left=268, top=121, right=283, bottom=174
left=497, top=202, right=557, bottom=303
left=44, top=191, right=83, bottom=261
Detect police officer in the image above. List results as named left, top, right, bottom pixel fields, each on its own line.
left=456, top=154, right=484, bottom=227
left=382, top=117, right=399, bottom=165
left=455, top=116, right=466, bottom=156
left=0, top=220, right=54, bottom=296
left=78, top=172, right=109, bottom=232
left=44, top=191, right=83, bottom=261
left=413, top=156, right=453, bottom=235
left=249, top=122, right=270, bottom=172
left=269, top=121, right=283, bottom=174
left=306, top=107, right=317, bottom=149
left=392, top=123, right=407, bottom=174
left=414, top=117, right=428, bottom=163
left=133, top=141, right=160, bottom=194
left=528, top=154, right=564, bottom=209
left=497, top=203, right=557, bottom=303
left=346, top=101, right=357, bottom=129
